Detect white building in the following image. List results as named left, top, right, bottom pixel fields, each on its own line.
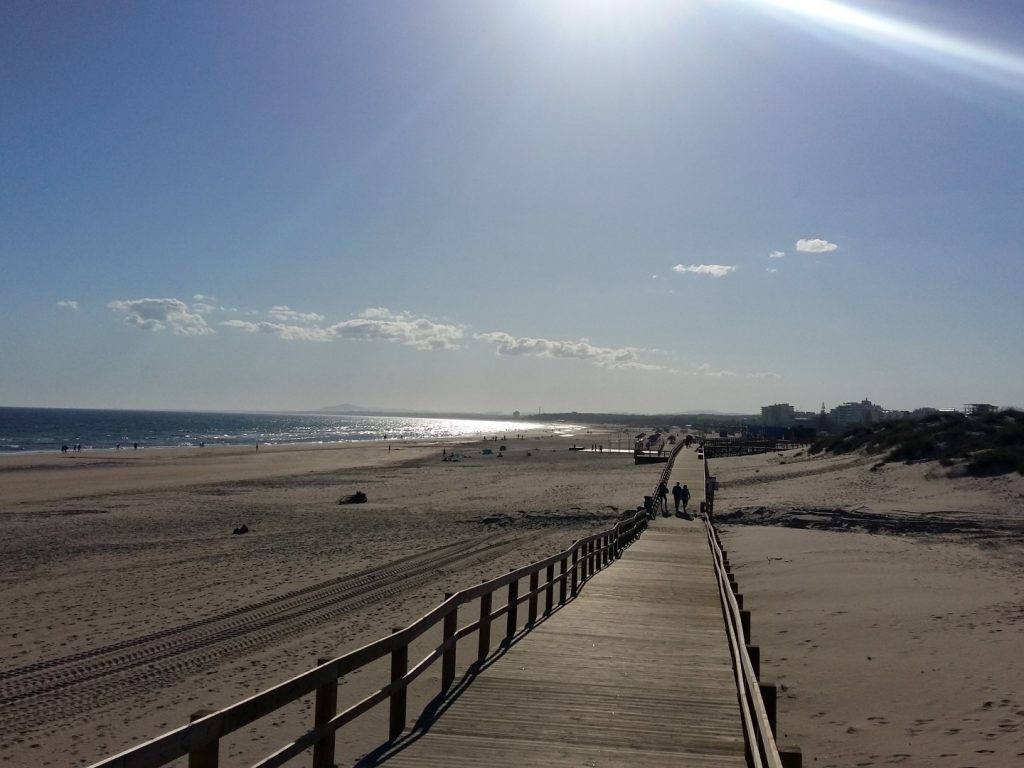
left=761, top=403, right=796, bottom=427
left=832, top=399, right=884, bottom=427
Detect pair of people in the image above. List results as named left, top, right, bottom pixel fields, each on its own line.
left=672, top=482, right=691, bottom=515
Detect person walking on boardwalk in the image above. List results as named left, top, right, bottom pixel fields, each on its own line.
left=656, top=480, right=669, bottom=516
left=672, top=482, right=684, bottom=513
left=681, top=484, right=691, bottom=515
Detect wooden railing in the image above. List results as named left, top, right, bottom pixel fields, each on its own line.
left=639, top=439, right=687, bottom=515
left=86, top=510, right=650, bottom=768
left=700, top=455, right=801, bottom=768
left=702, top=438, right=807, bottom=459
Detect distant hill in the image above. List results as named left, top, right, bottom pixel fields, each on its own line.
left=810, top=409, right=1024, bottom=477
left=534, top=411, right=756, bottom=427
left=316, top=404, right=514, bottom=420
left=318, top=403, right=371, bottom=413
left=316, top=406, right=756, bottom=425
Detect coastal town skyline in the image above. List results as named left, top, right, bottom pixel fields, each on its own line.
left=4, top=1, right=1023, bottom=414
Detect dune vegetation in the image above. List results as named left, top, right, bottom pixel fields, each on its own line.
left=808, top=409, right=1024, bottom=477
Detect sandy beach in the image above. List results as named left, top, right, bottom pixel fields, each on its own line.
left=713, top=449, right=1024, bottom=768
left=0, top=428, right=662, bottom=766
left=7, top=434, right=1021, bottom=768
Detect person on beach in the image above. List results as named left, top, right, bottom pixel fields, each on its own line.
left=656, top=481, right=669, bottom=515
left=681, top=484, right=691, bottom=515
left=672, top=482, right=684, bottom=513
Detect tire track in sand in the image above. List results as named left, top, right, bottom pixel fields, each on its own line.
left=0, top=531, right=542, bottom=733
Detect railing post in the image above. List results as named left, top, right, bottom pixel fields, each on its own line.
left=746, top=644, right=760, bottom=679
left=528, top=569, right=539, bottom=626
left=478, top=587, right=492, bottom=663
left=559, top=554, right=568, bottom=605
left=506, top=570, right=519, bottom=642
left=545, top=563, right=555, bottom=614
left=389, top=628, right=408, bottom=742
left=780, top=746, right=803, bottom=768
left=571, top=545, right=579, bottom=597
left=188, top=710, right=218, bottom=768
left=759, top=681, right=778, bottom=736
left=312, top=659, right=338, bottom=768
left=442, top=593, right=457, bottom=692
left=740, top=609, right=751, bottom=644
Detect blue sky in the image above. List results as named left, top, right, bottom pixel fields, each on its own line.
left=3, top=0, right=1023, bottom=414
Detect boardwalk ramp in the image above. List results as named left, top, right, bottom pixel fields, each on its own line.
left=366, top=492, right=746, bottom=765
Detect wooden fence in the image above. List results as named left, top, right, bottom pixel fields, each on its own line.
left=86, top=511, right=651, bottom=768
left=700, top=455, right=802, bottom=768
left=702, top=438, right=806, bottom=459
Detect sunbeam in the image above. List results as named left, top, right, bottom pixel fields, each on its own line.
left=748, top=0, right=1024, bottom=94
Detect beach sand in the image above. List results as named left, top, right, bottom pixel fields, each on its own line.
left=713, top=449, right=1024, bottom=768
left=0, top=428, right=660, bottom=766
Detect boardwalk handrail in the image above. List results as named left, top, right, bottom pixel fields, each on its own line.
left=647, top=439, right=687, bottom=511
left=700, top=458, right=784, bottom=768
left=86, top=510, right=650, bottom=768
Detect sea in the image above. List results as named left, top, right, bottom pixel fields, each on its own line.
left=0, top=407, right=547, bottom=454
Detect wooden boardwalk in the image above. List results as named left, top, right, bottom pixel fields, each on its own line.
left=365, top=450, right=746, bottom=767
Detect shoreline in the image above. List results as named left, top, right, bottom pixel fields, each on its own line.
left=0, top=406, right=569, bottom=456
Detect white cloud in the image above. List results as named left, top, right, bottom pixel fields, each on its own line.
left=109, top=298, right=214, bottom=336
left=57, top=300, right=79, bottom=312
left=221, top=320, right=332, bottom=342
left=191, top=301, right=220, bottom=314
left=795, top=238, right=838, bottom=253
left=474, top=331, right=661, bottom=370
left=672, top=264, right=737, bottom=278
left=691, top=363, right=737, bottom=377
left=329, top=309, right=463, bottom=350
left=268, top=305, right=325, bottom=323
left=193, top=294, right=216, bottom=301
left=769, top=251, right=785, bottom=259
left=223, top=307, right=463, bottom=350
left=747, top=371, right=782, bottom=379
left=766, top=267, right=778, bottom=273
